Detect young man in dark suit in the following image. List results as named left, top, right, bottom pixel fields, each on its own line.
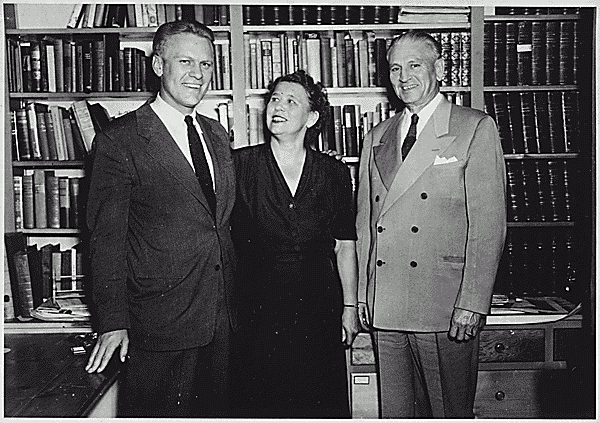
left=356, top=31, right=506, bottom=418
left=84, top=20, right=237, bottom=417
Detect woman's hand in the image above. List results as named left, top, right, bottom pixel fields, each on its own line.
left=341, top=307, right=361, bottom=347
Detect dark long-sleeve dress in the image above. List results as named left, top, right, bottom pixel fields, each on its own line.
left=231, top=144, right=357, bottom=418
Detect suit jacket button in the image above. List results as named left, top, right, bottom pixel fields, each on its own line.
left=215, top=264, right=221, bottom=271
left=377, top=226, right=384, bottom=233
left=411, top=226, right=419, bottom=233
left=376, top=259, right=384, bottom=267
left=375, top=195, right=380, bottom=202
left=410, top=261, right=417, bottom=268
left=421, top=192, right=428, bottom=199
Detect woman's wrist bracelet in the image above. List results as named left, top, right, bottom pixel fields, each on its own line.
left=344, top=304, right=359, bottom=308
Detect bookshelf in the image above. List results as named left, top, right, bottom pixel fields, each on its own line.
left=2, top=3, right=595, bottom=419
left=3, top=0, right=595, bottom=364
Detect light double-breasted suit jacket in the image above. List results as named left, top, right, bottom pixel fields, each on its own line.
left=356, top=97, right=507, bottom=332
left=87, top=103, right=238, bottom=351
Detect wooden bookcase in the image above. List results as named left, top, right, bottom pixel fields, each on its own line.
left=3, top=4, right=596, bottom=418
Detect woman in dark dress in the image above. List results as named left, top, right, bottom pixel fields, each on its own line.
left=231, top=70, right=361, bottom=418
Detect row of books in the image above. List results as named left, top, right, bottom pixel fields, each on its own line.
left=13, top=172, right=84, bottom=230
left=67, top=4, right=230, bottom=28
left=8, top=36, right=230, bottom=94
left=495, top=228, right=577, bottom=298
left=494, top=7, right=581, bottom=15
left=484, top=91, right=579, bottom=154
left=506, top=160, right=573, bottom=223
left=7, top=36, right=233, bottom=93
left=4, top=233, right=88, bottom=320
left=243, top=5, right=469, bottom=25
left=245, top=93, right=468, bottom=154
left=244, top=30, right=470, bottom=90
left=484, top=21, right=579, bottom=86
left=11, top=101, right=110, bottom=161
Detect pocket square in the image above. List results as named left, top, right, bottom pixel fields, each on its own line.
left=434, top=155, right=458, bottom=165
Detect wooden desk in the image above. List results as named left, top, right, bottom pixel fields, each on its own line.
left=4, top=332, right=121, bottom=417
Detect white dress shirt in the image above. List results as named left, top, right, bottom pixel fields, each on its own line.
left=151, top=93, right=216, bottom=189
left=399, top=92, right=444, bottom=148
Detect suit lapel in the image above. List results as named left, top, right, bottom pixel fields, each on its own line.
left=137, top=105, right=209, bottom=210
left=373, top=114, right=402, bottom=190
left=380, top=98, right=456, bottom=217
left=196, top=115, right=231, bottom=221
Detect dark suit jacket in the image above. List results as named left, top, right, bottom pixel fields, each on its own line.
left=86, top=103, right=237, bottom=351
left=356, top=97, right=506, bottom=332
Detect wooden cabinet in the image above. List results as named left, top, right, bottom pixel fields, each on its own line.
left=348, top=316, right=584, bottom=419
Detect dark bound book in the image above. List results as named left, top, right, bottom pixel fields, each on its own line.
left=40, top=243, right=60, bottom=301
left=546, top=160, right=564, bottom=222
left=562, top=91, right=579, bottom=152
left=374, top=38, right=389, bottom=88
left=504, top=22, right=518, bottom=85
left=505, top=160, right=523, bottom=221
left=460, top=32, right=470, bottom=87
left=516, top=21, right=532, bottom=85
left=13, top=250, right=35, bottom=317
left=532, top=160, right=551, bottom=221
left=560, top=161, right=572, bottom=222
left=15, top=108, right=31, bottom=160
left=343, top=105, right=358, bottom=157
left=45, top=171, right=60, bottom=229
left=530, top=92, right=550, bottom=153
left=491, top=93, right=513, bottom=154
left=545, top=21, right=560, bottom=85
left=531, top=21, right=546, bottom=85
left=34, top=104, right=50, bottom=160
left=483, top=23, right=494, bottom=85
left=5, top=233, right=27, bottom=318
left=335, top=32, right=347, bottom=87
left=320, top=36, right=333, bottom=88
left=492, top=23, right=506, bottom=85
left=573, top=22, right=579, bottom=85
left=344, top=35, right=356, bottom=88
left=519, top=92, right=537, bottom=153
left=506, top=92, right=525, bottom=153
left=58, top=177, right=70, bottom=228
left=547, top=91, right=565, bottom=152
left=559, top=21, right=575, bottom=85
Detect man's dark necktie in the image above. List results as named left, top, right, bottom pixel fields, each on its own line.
left=401, top=113, right=419, bottom=161
left=185, top=115, right=216, bottom=216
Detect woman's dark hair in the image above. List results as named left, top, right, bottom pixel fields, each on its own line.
left=266, top=70, right=330, bottom=149
left=153, top=20, right=214, bottom=57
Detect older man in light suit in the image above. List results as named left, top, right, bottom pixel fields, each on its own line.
left=356, top=30, right=506, bottom=418
left=84, top=21, right=237, bottom=417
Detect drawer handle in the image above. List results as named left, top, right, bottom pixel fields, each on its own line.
left=494, top=342, right=506, bottom=353
left=495, top=391, right=506, bottom=401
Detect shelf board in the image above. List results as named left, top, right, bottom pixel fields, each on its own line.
left=484, top=14, right=581, bottom=22
left=13, top=160, right=85, bottom=168
left=484, top=85, right=578, bottom=92
left=4, top=319, right=91, bottom=333
left=506, top=221, right=575, bottom=228
left=246, top=86, right=470, bottom=97
left=18, top=228, right=81, bottom=235
left=6, top=26, right=231, bottom=36
left=243, top=23, right=470, bottom=32
left=504, top=153, right=579, bottom=160
left=9, top=90, right=232, bottom=100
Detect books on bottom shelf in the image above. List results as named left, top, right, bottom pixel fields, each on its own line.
left=3, top=232, right=89, bottom=322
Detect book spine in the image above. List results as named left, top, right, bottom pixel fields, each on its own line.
left=26, top=103, right=42, bottom=160
left=15, top=108, right=32, bottom=160
left=531, top=21, right=546, bottom=85
left=320, top=36, right=333, bottom=87
left=547, top=91, right=565, bottom=152
left=562, top=91, right=579, bottom=152
left=59, top=177, right=70, bottom=228
left=305, top=33, right=321, bottom=83
left=492, top=23, right=506, bottom=86
left=69, top=177, right=81, bottom=229
left=344, top=35, right=356, bottom=87
left=504, top=22, right=518, bottom=85
left=13, top=176, right=23, bottom=230
left=559, top=21, right=575, bottom=84
left=545, top=21, right=560, bottom=84
left=22, top=174, right=35, bottom=229
left=33, top=169, right=47, bottom=228
left=335, top=32, right=347, bottom=87
left=45, top=171, right=60, bottom=229
left=519, top=92, right=537, bottom=153
left=460, top=31, right=470, bottom=87
left=270, top=37, right=282, bottom=82
left=516, top=21, right=533, bottom=85
left=14, top=252, right=34, bottom=318
left=506, top=92, right=525, bottom=153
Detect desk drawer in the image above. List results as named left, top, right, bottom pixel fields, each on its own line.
left=474, top=370, right=541, bottom=418
left=479, top=329, right=545, bottom=362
